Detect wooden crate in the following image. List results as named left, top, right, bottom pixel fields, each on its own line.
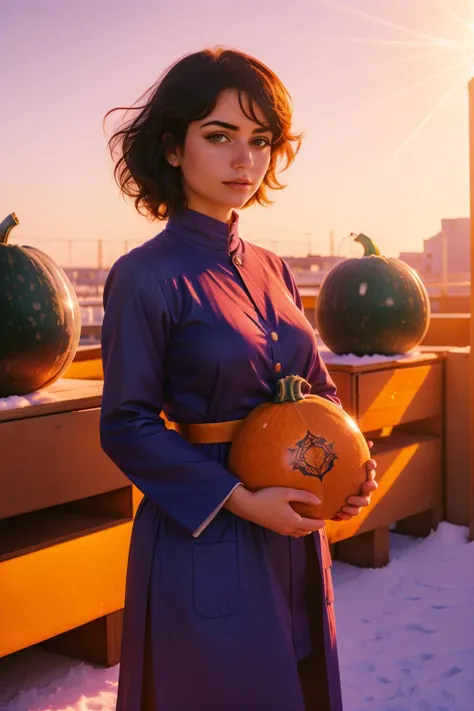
left=0, top=517, right=131, bottom=659
left=63, top=345, right=103, bottom=380
left=324, top=351, right=445, bottom=568
left=0, top=379, right=131, bottom=664
left=418, top=347, right=470, bottom=526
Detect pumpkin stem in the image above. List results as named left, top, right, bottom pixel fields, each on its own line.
left=352, top=232, right=381, bottom=257
left=273, top=375, right=311, bottom=404
left=0, top=213, right=19, bottom=245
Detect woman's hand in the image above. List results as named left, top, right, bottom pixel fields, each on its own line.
left=331, top=440, right=378, bottom=522
left=225, top=485, right=325, bottom=537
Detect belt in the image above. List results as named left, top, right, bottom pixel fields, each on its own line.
left=171, top=419, right=244, bottom=444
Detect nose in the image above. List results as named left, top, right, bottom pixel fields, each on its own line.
left=231, top=141, right=254, bottom=171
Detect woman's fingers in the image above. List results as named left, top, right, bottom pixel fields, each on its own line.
left=298, top=516, right=326, bottom=532
left=333, top=512, right=352, bottom=521
left=341, top=505, right=362, bottom=517
left=347, top=494, right=372, bottom=507
left=290, top=530, right=314, bottom=538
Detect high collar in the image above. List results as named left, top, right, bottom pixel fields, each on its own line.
left=166, top=208, right=242, bottom=255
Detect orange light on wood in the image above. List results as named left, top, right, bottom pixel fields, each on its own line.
left=0, top=523, right=132, bottom=657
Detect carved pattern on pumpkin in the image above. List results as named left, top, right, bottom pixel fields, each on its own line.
left=288, top=430, right=338, bottom=482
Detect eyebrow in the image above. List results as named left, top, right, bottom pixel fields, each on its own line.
left=200, top=120, right=272, bottom=134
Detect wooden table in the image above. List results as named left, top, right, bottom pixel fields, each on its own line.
left=62, top=349, right=447, bottom=571
left=324, top=350, right=445, bottom=568
left=0, top=379, right=133, bottom=665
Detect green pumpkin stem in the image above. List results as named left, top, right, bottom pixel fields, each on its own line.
left=273, top=375, right=311, bottom=403
left=0, top=213, right=19, bottom=245
left=352, top=232, right=381, bottom=257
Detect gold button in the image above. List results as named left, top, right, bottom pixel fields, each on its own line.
left=275, top=362, right=282, bottom=373
left=233, top=255, right=243, bottom=267
left=270, top=331, right=279, bottom=342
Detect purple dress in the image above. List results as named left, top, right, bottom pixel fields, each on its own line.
left=100, top=208, right=343, bottom=711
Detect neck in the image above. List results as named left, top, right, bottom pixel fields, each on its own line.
left=185, top=199, right=234, bottom=225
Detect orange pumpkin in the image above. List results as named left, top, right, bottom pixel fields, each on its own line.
left=228, top=375, right=370, bottom=521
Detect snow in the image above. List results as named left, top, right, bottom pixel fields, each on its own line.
left=1, top=523, right=472, bottom=711
left=0, top=390, right=58, bottom=411
left=319, top=347, right=426, bottom=366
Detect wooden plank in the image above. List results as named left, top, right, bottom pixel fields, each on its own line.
left=326, top=433, right=442, bottom=544
left=335, top=527, right=390, bottom=568
left=73, top=345, right=102, bottom=361
left=132, top=485, right=144, bottom=516
left=468, top=77, right=474, bottom=543
left=443, top=350, right=469, bottom=525
left=41, top=609, right=123, bottom=667
left=326, top=371, right=354, bottom=415
left=395, top=507, right=443, bottom=537
left=0, top=501, right=132, bottom=562
left=0, top=378, right=103, bottom=423
left=356, top=363, right=442, bottom=432
left=1, top=408, right=128, bottom=520
left=0, top=522, right=132, bottom=657
left=63, top=359, right=103, bottom=380
left=421, top=313, right=470, bottom=348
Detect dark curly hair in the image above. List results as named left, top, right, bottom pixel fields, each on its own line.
left=104, top=47, right=303, bottom=220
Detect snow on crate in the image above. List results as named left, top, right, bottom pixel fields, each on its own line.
left=0, top=389, right=58, bottom=411
left=0, top=524, right=472, bottom=711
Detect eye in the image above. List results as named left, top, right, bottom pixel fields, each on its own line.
left=206, top=132, right=230, bottom=144
left=252, top=137, right=272, bottom=149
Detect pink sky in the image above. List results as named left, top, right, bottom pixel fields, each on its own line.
left=1, top=0, right=473, bottom=266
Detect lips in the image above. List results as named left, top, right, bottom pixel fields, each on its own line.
left=223, top=180, right=252, bottom=186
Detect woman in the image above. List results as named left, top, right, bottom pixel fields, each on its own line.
left=100, top=47, right=377, bottom=711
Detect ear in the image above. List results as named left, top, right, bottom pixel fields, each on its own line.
left=162, top=133, right=181, bottom=168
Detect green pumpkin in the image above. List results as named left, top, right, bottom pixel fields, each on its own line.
left=0, top=213, right=81, bottom=397
left=316, top=233, right=430, bottom=356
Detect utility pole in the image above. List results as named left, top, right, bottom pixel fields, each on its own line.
left=97, top=239, right=103, bottom=295
left=97, top=239, right=103, bottom=270
left=329, top=230, right=335, bottom=257
left=440, top=228, right=448, bottom=297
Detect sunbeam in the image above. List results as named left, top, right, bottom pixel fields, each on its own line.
left=376, top=72, right=468, bottom=176
left=418, top=107, right=463, bottom=206
left=373, top=56, right=467, bottom=104
left=323, top=0, right=474, bottom=203
left=342, top=38, right=464, bottom=48
left=377, top=45, right=456, bottom=69
left=433, top=0, right=468, bottom=28
left=321, top=0, right=467, bottom=49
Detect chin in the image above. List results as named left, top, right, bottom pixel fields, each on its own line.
left=219, top=190, right=255, bottom=210
left=210, top=197, right=248, bottom=212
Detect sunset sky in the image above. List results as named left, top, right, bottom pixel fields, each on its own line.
left=2, top=0, right=474, bottom=266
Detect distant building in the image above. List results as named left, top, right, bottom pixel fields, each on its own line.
left=398, top=251, right=425, bottom=275
left=400, top=218, right=470, bottom=282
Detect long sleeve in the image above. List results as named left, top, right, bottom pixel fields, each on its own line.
left=280, top=258, right=342, bottom=408
left=99, top=255, right=241, bottom=535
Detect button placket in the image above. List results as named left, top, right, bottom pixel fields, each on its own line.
left=268, top=330, right=282, bottom=374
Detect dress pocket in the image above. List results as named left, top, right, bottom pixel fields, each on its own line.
left=192, top=541, right=240, bottom=618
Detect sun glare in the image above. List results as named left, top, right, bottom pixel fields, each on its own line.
left=322, top=0, right=474, bottom=211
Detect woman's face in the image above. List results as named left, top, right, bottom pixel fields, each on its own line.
left=166, top=88, right=273, bottom=223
